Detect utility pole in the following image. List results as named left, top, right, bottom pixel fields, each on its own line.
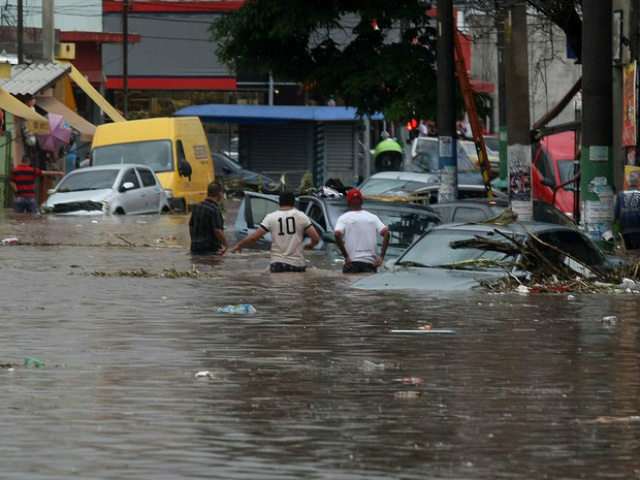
left=494, top=0, right=508, bottom=191
left=123, top=0, right=129, bottom=119
left=437, top=0, right=457, bottom=202
left=504, top=2, right=532, bottom=220
left=42, top=0, right=54, bottom=60
left=581, top=0, right=613, bottom=248
left=17, top=0, right=23, bottom=64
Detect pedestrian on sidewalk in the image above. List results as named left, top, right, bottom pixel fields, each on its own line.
left=231, top=190, right=319, bottom=272
left=10, top=154, right=64, bottom=213
left=189, top=181, right=228, bottom=256
left=334, top=189, right=390, bottom=273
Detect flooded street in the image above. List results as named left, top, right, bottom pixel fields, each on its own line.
left=1, top=198, right=640, bottom=479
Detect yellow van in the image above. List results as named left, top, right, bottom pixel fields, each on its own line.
left=90, top=117, right=214, bottom=212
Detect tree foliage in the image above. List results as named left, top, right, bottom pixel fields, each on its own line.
left=211, top=0, right=439, bottom=120
left=211, top=0, right=583, bottom=120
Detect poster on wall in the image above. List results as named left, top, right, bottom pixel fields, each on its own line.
left=622, top=61, right=636, bottom=148
left=623, top=165, right=640, bottom=190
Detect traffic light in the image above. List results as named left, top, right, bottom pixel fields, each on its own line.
left=406, top=118, right=419, bottom=143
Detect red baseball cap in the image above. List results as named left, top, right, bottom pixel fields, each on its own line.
left=347, top=189, right=363, bottom=202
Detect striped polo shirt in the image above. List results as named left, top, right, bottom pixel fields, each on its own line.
left=10, top=165, right=42, bottom=198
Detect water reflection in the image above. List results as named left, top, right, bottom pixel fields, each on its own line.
left=0, top=208, right=639, bottom=479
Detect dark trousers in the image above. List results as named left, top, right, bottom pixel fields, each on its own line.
left=343, top=261, right=377, bottom=274
left=270, top=262, right=306, bottom=273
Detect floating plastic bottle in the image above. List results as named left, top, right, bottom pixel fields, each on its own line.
left=218, top=303, right=257, bottom=314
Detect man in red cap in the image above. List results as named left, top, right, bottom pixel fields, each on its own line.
left=334, top=189, right=390, bottom=274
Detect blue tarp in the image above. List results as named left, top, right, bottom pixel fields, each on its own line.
left=173, top=104, right=383, bottom=125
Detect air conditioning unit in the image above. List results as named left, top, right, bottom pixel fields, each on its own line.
left=57, top=43, right=76, bottom=60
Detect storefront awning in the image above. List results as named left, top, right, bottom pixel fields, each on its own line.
left=35, top=96, right=96, bottom=140
left=64, top=63, right=126, bottom=123
left=0, top=88, right=48, bottom=122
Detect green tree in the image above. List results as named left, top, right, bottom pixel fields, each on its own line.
left=211, top=0, right=438, bottom=120
left=211, top=0, right=583, bottom=119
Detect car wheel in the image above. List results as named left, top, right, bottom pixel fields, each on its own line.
left=114, top=207, right=125, bottom=215
left=168, top=198, right=187, bottom=213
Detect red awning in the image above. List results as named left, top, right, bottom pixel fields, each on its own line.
left=470, top=78, right=495, bottom=94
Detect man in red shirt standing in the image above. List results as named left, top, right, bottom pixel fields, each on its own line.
left=10, top=155, right=64, bottom=213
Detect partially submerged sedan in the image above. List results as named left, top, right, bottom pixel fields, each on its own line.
left=353, top=222, right=619, bottom=292
left=42, top=164, right=171, bottom=215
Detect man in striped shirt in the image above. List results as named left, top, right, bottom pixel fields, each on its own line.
left=10, top=155, right=64, bottom=213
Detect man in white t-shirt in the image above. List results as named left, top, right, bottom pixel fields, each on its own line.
left=334, top=189, right=390, bottom=274
left=231, top=191, right=320, bottom=272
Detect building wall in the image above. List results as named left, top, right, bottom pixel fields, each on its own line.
left=466, top=10, right=582, bottom=131
left=102, top=7, right=235, bottom=89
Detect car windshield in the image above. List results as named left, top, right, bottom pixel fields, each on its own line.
left=56, top=170, right=119, bottom=192
left=92, top=140, right=174, bottom=173
left=359, top=178, right=435, bottom=196
left=412, top=139, right=478, bottom=173
left=557, top=160, right=578, bottom=191
left=397, top=228, right=520, bottom=269
left=214, top=153, right=243, bottom=174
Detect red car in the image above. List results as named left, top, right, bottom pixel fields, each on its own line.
left=532, top=131, right=579, bottom=220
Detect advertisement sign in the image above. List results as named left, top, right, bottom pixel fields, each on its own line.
left=622, top=61, right=636, bottom=147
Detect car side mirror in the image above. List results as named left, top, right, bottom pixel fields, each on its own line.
left=322, top=231, right=335, bottom=243
left=178, top=158, right=193, bottom=179
left=120, top=181, right=135, bottom=192
left=47, top=188, right=56, bottom=195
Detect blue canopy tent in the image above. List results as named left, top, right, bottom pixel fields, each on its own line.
left=174, top=104, right=383, bottom=187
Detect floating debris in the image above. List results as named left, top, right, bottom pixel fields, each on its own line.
left=218, top=303, right=257, bottom=314
left=24, top=357, right=46, bottom=368
left=393, top=377, right=425, bottom=385
left=394, top=391, right=422, bottom=399
left=195, top=371, right=215, bottom=379
left=391, top=329, right=456, bottom=334
left=601, top=315, right=618, bottom=325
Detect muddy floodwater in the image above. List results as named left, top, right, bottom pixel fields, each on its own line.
left=1, top=198, right=640, bottom=479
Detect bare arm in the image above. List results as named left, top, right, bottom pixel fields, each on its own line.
left=42, top=170, right=64, bottom=177
left=231, top=226, right=268, bottom=254
left=376, top=230, right=391, bottom=266
left=215, top=228, right=228, bottom=255
left=303, top=225, right=320, bottom=250
left=334, top=231, right=352, bottom=268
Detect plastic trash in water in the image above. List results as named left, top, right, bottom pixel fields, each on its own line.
left=24, top=357, right=46, bottom=368
left=601, top=315, right=618, bottom=325
left=218, top=303, right=257, bottom=314
left=195, top=371, right=214, bottom=379
left=2, top=237, right=18, bottom=246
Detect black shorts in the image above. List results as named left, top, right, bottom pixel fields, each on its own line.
left=270, top=262, right=307, bottom=273
left=343, top=261, right=377, bottom=274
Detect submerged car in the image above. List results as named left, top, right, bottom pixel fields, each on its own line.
left=235, top=191, right=442, bottom=260
left=358, top=171, right=439, bottom=197
left=211, top=152, right=280, bottom=194
left=353, top=222, right=618, bottom=292
left=42, top=164, right=171, bottom=215
left=429, top=198, right=576, bottom=227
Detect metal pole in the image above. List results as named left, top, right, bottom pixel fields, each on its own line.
left=123, top=0, right=129, bottom=119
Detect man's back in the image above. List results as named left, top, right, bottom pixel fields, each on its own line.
left=261, top=209, right=311, bottom=267
left=334, top=209, right=385, bottom=264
